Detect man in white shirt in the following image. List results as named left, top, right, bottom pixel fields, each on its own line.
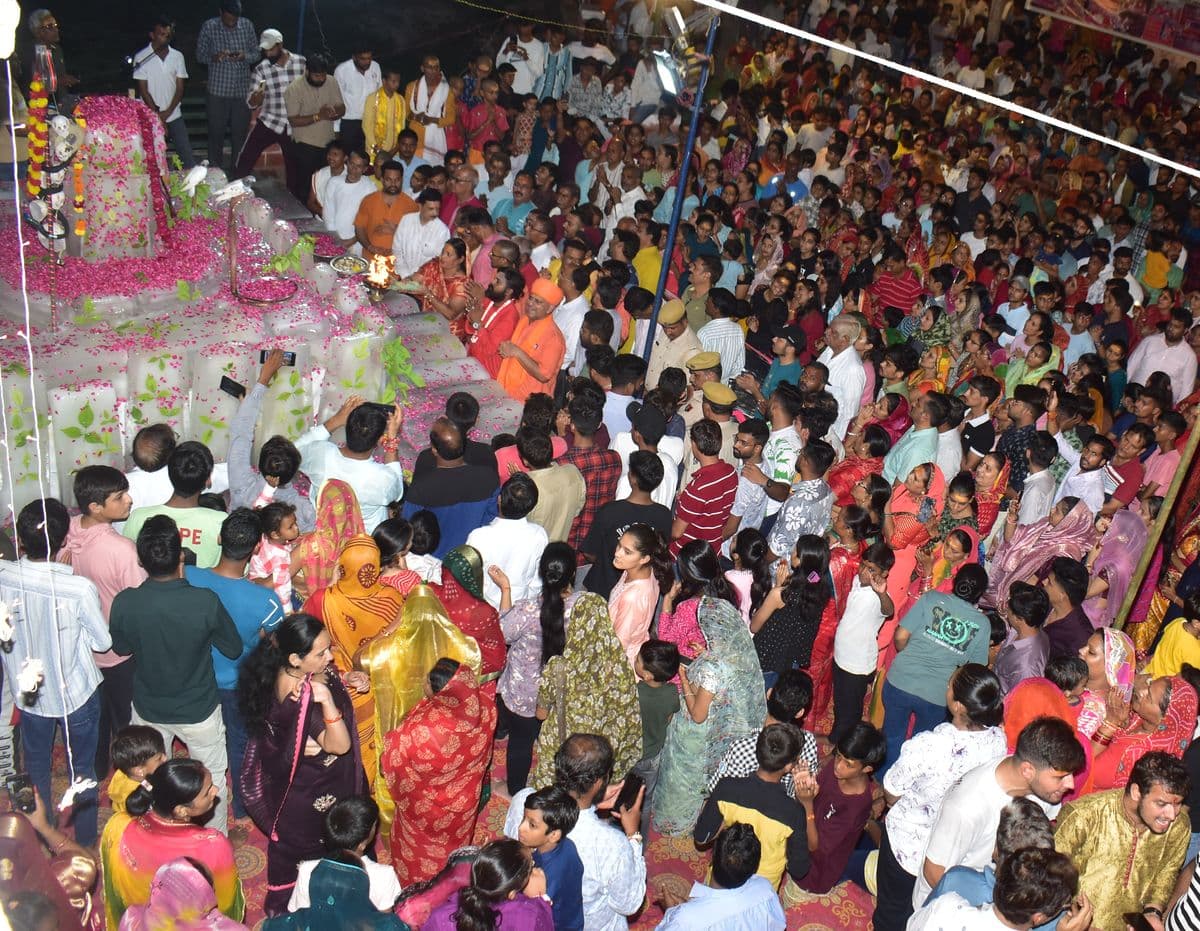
left=495, top=22, right=545, bottom=95
left=1127, top=309, right=1197, bottom=395
left=697, top=288, right=745, bottom=385
left=600, top=164, right=647, bottom=234
left=817, top=315, right=866, bottom=440
left=333, top=47, right=381, bottom=154
left=133, top=18, right=195, bottom=168
left=1018, top=434, right=1058, bottom=525
left=392, top=188, right=450, bottom=278
left=658, top=823, right=786, bottom=931
left=307, top=139, right=346, bottom=219
left=936, top=394, right=964, bottom=482
left=466, top=473, right=548, bottom=609
left=913, top=717, right=1083, bottom=907
left=504, top=733, right=647, bottom=931
left=554, top=266, right=591, bottom=378
left=294, top=397, right=404, bottom=533
left=611, top=403, right=682, bottom=508
left=629, top=43, right=664, bottom=124
left=322, top=149, right=377, bottom=254
left=1051, top=434, right=1111, bottom=517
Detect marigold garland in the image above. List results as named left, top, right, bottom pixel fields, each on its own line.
left=25, top=80, right=48, bottom=198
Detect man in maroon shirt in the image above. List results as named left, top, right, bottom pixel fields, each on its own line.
left=671, top=419, right=737, bottom=557
left=1099, top=422, right=1151, bottom=516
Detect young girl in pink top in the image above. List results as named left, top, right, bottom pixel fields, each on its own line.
left=608, top=523, right=672, bottom=667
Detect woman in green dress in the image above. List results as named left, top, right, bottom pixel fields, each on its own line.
left=651, top=596, right=767, bottom=836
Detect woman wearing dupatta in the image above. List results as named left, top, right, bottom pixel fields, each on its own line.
left=119, top=859, right=249, bottom=931
left=908, top=346, right=952, bottom=396
left=304, top=536, right=404, bottom=787
left=882, top=463, right=945, bottom=631
left=431, top=546, right=507, bottom=705
left=357, top=583, right=482, bottom=839
left=1090, top=674, right=1198, bottom=790
left=1082, top=509, right=1150, bottom=630
left=237, top=614, right=362, bottom=916
left=262, top=859, right=405, bottom=931
left=1077, top=629, right=1137, bottom=740
left=983, top=498, right=1096, bottom=612
left=530, top=592, right=641, bottom=791
left=1004, top=343, right=1061, bottom=395
left=382, top=662, right=495, bottom=887
left=291, top=480, right=366, bottom=602
left=652, top=597, right=767, bottom=837
left=973, top=452, right=1010, bottom=538
left=411, top=239, right=471, bottom=341
left=1135, top=506, right=1200, bottom=655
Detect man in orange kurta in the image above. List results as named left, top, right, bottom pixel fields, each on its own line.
left=354, top=161, right=418, bottom=257
left=497, top=278, right=566, bottom=401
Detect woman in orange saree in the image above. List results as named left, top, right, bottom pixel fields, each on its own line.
left=381, top=660, right=495, bottom=887
left=1135, top=505, right=1200, bottom=655
left=303, top=536, right=404, bottom=786
left=291, top=480, right=366, bottom=602
left=413, top=239, right=472, bottom=342
left=972, top=452, right=1010, bottom=538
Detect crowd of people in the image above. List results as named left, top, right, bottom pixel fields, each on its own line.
left=6, top=0, right=1200, bottom=929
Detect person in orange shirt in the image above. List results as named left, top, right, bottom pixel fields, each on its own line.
left=498, top=278, right=565, bottom=402
left=354, top=161, right=418, bottom=258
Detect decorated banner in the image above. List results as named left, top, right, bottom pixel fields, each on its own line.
left=1029, top=0, right=1200, bottom=57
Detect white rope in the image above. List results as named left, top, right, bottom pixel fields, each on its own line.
left=3, top=58, right=79, bottom=792
left=691, top=0, right=1200, bottom=182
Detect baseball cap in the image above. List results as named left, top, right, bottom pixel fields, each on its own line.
left=772, top=324, right=804, bottom=349
left=628, top=402, right=667, bottom=445
left=259, top=28, right=283, bottom=50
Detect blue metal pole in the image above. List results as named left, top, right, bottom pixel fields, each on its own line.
left=296, top=0, right=306, bottom=54
left=641, top=12, right=721, bottom=364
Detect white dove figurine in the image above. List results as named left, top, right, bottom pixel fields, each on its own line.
left=17, top=657, right=43, bottom=696
left=180, top=160, right=210, bottom=198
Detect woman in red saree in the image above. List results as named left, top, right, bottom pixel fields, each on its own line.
left=430, top=545, right=507, bottom=711
left=808, top=505, right=871, bottom=724
left=879, top=463, right=946, bottom=661
left=303, top=536, right=404, bottom=787
left=412, top=238, right=471, bottom=342
left=972, top=451, right=1010, bottom=538
left=827, top=425, right=889, bottom=506
left=382, top=660, right=496, bottom=886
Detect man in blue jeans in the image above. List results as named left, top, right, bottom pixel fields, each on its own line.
left=879, top=564, right=991, bottom=777
left=0, top=499, right=110, bottom=845
left=185, top=507, right=284, bottom=818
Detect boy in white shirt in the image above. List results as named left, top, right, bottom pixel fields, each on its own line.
left=289, top=796, right=402, bottom=912
left=830, top=541, right=894, bottom=746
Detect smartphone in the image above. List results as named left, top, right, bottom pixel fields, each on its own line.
left=5, top=773, right=35, bottom=814
left=612, top=771, right=645, bottom=815
left=260, top=350, right=296, bottom=366
left=219, top=375, right=246, bottom=400
left=1124, top=913, right=1155, bottom=931
left=362, top=401, right=396, bottom=418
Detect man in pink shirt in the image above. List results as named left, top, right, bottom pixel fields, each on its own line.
left=440, top=163, right=482, bottom=227
left=59, top=465, right=147, bottom=773
left=1141, top=410, right=1185, bottom=499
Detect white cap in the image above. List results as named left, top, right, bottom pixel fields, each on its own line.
left=259, top=28, right=283, bottom=50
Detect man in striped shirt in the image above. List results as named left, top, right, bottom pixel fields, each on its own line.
left=670, top=419, right=737, bottom=558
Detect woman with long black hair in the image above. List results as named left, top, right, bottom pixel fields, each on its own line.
left=752, top=534, right=834, bottom=683
left=237, top=613, right=363, bottom=916
left=421, top=839, right=552, bottom=931
left=660, top=540, right=741, bottom=663
left=493, top=542, right=579, bottom=793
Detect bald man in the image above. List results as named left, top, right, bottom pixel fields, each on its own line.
left=401, top=416, right=499, bottom=556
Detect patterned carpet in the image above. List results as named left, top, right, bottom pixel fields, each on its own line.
left=57, top=728, right=871, bottom=929
left=92, top=740, right=878, bottom=930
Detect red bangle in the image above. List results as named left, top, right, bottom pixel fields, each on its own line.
left=324, top=713, right=343, bottom=725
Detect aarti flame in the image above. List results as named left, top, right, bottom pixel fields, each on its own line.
left=367, top=253, right=394, bottom=288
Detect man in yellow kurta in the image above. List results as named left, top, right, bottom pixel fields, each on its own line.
left=1143, top=612, right=1200, bottom=679
left=363, top=65, right=407, bottom=174
left=1054, top=751, right=1190, bottom=931
left=404, top=55, right=456, bottom=166
left=498, top=278, right=566, bottom=402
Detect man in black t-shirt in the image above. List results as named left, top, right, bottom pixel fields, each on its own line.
left=581, top=449, right=672, bottom=597
left=411, top=391, right=497, bottom=479
left=959, top=374, right=1000, bottom=470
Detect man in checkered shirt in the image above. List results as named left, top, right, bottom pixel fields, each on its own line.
left=195, top=0, right=257, bottom=173
left=233, top=27, right=304, bottom=188
left=706, top=669, right=819, bottom=795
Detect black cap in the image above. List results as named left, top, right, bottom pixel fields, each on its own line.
left=219, top=0, right=241, bottom=14
left=628, top=401, right=666, bottom=445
